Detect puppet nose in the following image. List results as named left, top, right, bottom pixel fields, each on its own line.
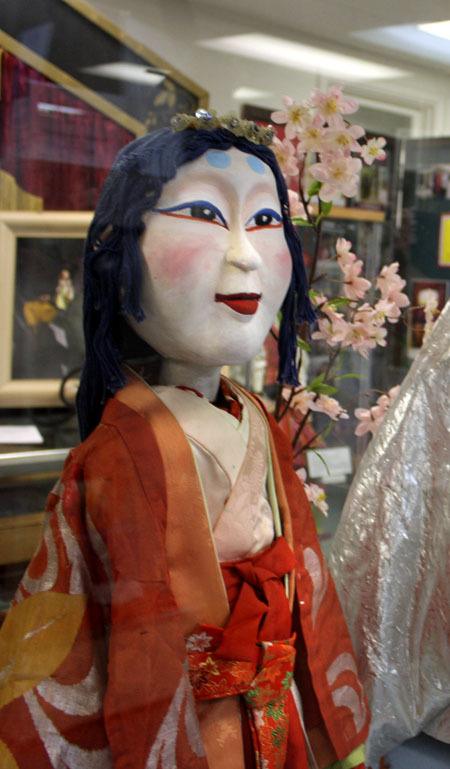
left=225, top=232, right=262, bottom=272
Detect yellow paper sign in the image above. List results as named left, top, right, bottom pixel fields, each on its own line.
left=438, top=214, right=450, bottom=266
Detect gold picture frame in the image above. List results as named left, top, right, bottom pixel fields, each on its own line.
left=0, top=211, right=92, bottom=408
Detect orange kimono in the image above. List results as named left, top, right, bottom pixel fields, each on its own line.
left=0, top=378, right=368, bottom=769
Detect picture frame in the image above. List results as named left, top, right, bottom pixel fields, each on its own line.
left=0, top=211, right=92, bottom=407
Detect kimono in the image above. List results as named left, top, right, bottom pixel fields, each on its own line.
left=0, top=374, right=369, bottom=769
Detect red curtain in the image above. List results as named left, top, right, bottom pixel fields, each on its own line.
left=0, top=51, right=134, bottom=210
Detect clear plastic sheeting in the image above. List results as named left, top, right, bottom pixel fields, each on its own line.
left=329, top=301, right=450, bottom=767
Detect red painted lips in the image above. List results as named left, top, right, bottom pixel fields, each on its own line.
left=215, top=292, right=262, bottom=315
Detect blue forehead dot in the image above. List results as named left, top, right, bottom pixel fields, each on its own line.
left=206, top=150, right=231, bottom=169
left=246, top=156, right=266, bottom=175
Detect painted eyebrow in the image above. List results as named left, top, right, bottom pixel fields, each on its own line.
left=154, top=199, right=228, bottom=228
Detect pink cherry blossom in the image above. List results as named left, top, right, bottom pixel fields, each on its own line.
left=342, top=323, right=376, bottom=357
left=341, top=260, right=371, bottom=300
left=324, top=120, right=365, bottom=156
left=309, top=154, right=362, bottom=202
left=296, top=115, right=327, bottom=154
left=361, top=137, right=387, bottom=166
left=374, top=298, right=401, bottom=324
left=355, top=385, right=400, bottom=436
left=310, top=395, right=349, bottom=420
left=310, top=86, right=358, bottom=127
left=287, top=189, right=307, bottom=219
left=271, top=136, right=298, bottom=177
left=296, top=469, right=329, bottom=516
left=290, top=388, right=317, bottom=415
left=376, top=262, right=409, bottom=311
left=336, top=237, right=357, bottom=267
left=271, top=96, right=310, bottom=139
left=312, top=312, right=349, bottom=346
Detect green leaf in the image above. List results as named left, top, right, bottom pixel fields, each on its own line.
left=307, top=373, right=325, bottom=391
left=308, top=289, right=320, bottom=300
left=315, top=383, right=338, bottom=395
left=320, top=200, right=333, bottom=216
left=327, top=297, right=352, bottom=308
left=307, top=180, right=322, bottom=197
left=292, top=217, right=314, bottom=227
left=297, top=338, right=311, bottom=352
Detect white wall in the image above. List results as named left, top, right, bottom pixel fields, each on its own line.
left=87, top=0, right=450, bottom=138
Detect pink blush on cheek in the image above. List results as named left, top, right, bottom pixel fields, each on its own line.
left=273, top=247, right=292, bottom=282
left=144, top=238, right=214, bottom=285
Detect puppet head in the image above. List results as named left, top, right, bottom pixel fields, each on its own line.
left=77, top=115, right=314, bottom=438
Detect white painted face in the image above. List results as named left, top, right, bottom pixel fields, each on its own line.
left=129, top=147, right=292, bottom=367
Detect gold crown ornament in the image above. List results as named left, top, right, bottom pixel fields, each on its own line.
left=170, top=109, right=275, bottom=146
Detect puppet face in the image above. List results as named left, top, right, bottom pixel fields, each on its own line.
left=130, top=147, right=292, bottom=367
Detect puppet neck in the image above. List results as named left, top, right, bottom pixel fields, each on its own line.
left=159, top=358, right=221, bottom=402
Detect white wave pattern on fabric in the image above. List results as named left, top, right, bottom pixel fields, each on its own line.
left=19, top=520, right=58, bottom=598
left=326, top=653, right=358, bottom=686
left=56, top=499, right=91, bottom=595
left=86, top=512, right=113, bottom=585
left=25, top=690, right=113, bottom=769
left=36, top=662, right=105, bottom=717
left=331, top=685, right=366, bottom=734
left=303, top=547, right=328, bottom=628
left=146, top=674, right=206, bottom=768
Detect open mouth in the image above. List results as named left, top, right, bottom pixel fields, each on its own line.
left=215, top=292, right=262, bottom=315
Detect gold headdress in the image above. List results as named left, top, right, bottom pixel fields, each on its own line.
left=170, top=109, right=275, bottom=146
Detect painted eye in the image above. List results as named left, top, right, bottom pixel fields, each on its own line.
left=155, top=199, right=228, bottom=228
left=189, top=204, right=219, bottom=222
left=246, top=208, right=282, bottom=231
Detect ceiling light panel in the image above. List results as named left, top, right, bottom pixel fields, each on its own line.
left=199, top=34, right=406, bottom=81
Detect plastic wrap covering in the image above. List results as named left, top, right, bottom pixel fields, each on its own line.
left=329, top=301, right=450, bottom=767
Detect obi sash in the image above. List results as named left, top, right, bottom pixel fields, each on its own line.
left=187, top=537, right=308, bottom=769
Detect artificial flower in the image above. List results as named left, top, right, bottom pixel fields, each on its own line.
left=354, top=386, right=400, bottom=436
left=271, top=96, right=310, bottom=139
left=271, top=136, right=298, bottom=177
left=309, top=154, right=362, bottom=202
left=296, top=115, right=327, bottom=155
left=296, top=469, right=329, bottom=516
left=361, top=137, right=387, bottom=166
left=310, top=394, right=349, bottom=420
left=289, top=388, right=317, bottom=415
left=309, top=85, right=358, bottom=127
left=376, top=262, right=409, bottom=310
left=341, top=260, right=371, bottom=300
left=324, top=119, right=365, bottom=156
left=312, top=312, right=349, bottom=346
left=336, top=237, right=357, bottom=266
left=287, top=189, right=307, bottom=219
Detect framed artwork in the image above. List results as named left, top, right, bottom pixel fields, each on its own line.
left=0, top=211, right=92, bottom=407
left=438, top=213, right=450, bottom=267
left=407, top=278, right=448, bottom=355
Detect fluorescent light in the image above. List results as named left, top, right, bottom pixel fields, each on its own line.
left=81, top=62, right=165, bottom=85
left=199, top=34, right=405, bottom=81
left=233, top=86, right=272, bottom=100
left=418, top=20, right=450, bottom=41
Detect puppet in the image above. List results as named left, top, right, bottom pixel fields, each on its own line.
left=0, top=111, right=368, bottom=769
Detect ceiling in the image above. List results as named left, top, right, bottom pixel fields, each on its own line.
left=192, top=0, right=450, bottom=72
